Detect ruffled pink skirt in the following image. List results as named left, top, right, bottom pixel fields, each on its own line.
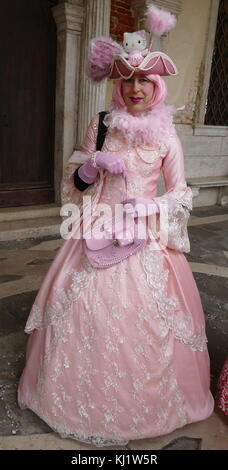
left=18, top=237, right=214, bottom=447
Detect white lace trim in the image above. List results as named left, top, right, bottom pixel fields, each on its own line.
left=17, top=399, right=128, bottom=448
left=140, top=247, right=208, bottom=352
left=155, top=185, right=193, bottom=253
left=24, top=256, right=97, bottom=334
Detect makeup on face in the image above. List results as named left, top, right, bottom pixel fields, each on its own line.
left=130, top=97, right=143, bottom=103
left=121, top=75, right=155, bottom=114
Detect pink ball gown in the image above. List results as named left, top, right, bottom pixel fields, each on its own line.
left=18, top=108, right=214, bottom=447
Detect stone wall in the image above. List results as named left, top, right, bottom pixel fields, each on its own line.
left=165, top=0, right=211, bottom=125
left=110, top=0, right=134, bottom=41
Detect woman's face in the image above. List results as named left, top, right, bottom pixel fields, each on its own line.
left=121, top=75, right=155, bottom=114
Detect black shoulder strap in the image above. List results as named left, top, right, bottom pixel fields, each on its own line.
left=96, top=111, right=108, bottom=151
left=74, top=111, right=108, bottom=192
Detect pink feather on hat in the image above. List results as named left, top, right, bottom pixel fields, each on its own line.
left=87, top=37, right=123, bottom=82
left=147, top=4, right=177, bottom=37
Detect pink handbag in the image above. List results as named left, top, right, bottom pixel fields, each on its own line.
left=83, top=176, right=148, bottom=268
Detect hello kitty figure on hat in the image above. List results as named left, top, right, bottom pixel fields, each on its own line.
left=87, top=4, right=178, bottom=82
left=121, top=31, right=149, bottom=67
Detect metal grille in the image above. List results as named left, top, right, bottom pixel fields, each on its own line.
left=204, top=0, right=228, bottom=126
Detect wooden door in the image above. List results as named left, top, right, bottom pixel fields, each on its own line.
left=0, top=0, right=57, bottom=207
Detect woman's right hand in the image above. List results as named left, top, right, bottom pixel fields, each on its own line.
left=93, top=151, right=126, bottom=178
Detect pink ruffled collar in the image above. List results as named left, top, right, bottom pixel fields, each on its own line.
left=103, top=104, right=175, bottom=146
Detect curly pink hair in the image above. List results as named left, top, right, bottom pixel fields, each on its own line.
left=111, top=74, right=168, bottom=111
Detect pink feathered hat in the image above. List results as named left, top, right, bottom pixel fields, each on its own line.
left=87, top=4, right=178, bottom=82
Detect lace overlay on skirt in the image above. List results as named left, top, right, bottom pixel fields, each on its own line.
left=140, top=246, right=208, bottom=352
left=19, top=249, right=189, bottom=445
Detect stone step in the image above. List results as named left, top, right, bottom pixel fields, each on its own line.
left=0, top=216, right=62, bottom=241
left=187, top=176, right=228, bottom=188
left=0, top=204, right=61, bottom=223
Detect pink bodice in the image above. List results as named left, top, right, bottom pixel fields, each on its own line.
left=99, top=130, right=167, bottom=204
left=61, top=113, right=192, bottom=253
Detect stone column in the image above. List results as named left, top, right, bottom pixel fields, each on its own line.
left=52, top=0, right=84, bottom=204
left=76, top=0, right=111, bottom=148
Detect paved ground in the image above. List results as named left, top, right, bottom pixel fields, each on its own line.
left=0, top=204, right=228, bottom=450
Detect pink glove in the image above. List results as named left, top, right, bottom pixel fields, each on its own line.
left=113, top=218, right=135, bottom=247
left=78, top=158, right=98, bottom=184
left=95, top=151, right=126, bottom=178
left=114, top=213, right=150, bottom=246
left=78, top=151, right=126, bottom=184
left=121, top=197, right=160, bottom=218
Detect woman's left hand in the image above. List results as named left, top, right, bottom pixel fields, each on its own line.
left=121, top=197, right=160, bottom=217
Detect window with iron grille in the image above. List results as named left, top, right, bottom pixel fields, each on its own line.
left=204, top=0, right=228, bottom=126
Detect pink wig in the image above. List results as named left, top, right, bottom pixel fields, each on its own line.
left=111, top=74, right=168, bottom=111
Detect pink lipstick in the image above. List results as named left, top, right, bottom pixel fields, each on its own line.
left=130, top=97, right=143, bottom=103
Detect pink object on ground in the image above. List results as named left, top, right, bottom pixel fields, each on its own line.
left=217, top=357, right=228, bottom=415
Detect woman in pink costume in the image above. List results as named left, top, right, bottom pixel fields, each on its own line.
left=18, top=5, right=214, bottom=447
